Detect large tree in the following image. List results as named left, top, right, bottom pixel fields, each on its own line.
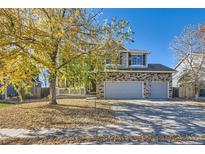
left=0, top=9, right=133, bottom=104
left=170, top=23, right=205, bottom=99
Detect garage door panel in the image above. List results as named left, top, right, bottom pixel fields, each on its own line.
left=150, top=82, right=168, bottom=98
left=104, top=81, right=143, bottom=99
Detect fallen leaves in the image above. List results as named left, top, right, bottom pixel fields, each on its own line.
left=1, top=135, right=205, bottom=145
left=0, top=99, right=116, bottom=129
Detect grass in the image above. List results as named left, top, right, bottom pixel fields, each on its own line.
left=0, top=99, right=116, bottom=129
left=1, top=135, right=205, bottom=145
left=0, top=103, right=14, bottom=109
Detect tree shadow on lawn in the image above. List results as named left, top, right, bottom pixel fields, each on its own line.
left=3, top=100, right=205, bottom=145
left=33, top=100, right=205, bottom=137
left=37, top=104, right=116, bottom=127
left=15, top=100, right=205, bottom=137
left=0, top=102, right=116, bottom=130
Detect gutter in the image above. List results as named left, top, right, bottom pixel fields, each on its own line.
left=106, top=70, right=176, bottom=73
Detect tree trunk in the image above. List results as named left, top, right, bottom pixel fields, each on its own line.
left=49, top=77, right=57, bottom=105
left=195, top=86, right=200, bottom=100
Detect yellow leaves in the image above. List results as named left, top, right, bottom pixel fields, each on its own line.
left=0, top=8, right=132, bottom=98
left=0, top=51, right=39, bottom=94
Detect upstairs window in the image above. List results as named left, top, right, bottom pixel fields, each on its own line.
left=117, top=52, right=123, bottom=65
left=106, top=53, right=123, bottom=65
left=130, top=54, right=145, bottom=65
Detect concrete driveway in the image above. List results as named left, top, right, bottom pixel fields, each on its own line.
left=103, top=99, right=205, bottom=136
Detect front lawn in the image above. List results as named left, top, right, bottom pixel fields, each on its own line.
left=0, top=99, right=116, bottom=129
left=0, top=103, right=14, bottom=109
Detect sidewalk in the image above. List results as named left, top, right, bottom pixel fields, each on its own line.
left=1, top=128, right=205, bottom=145
left=0, top=125, right=126, bottom=140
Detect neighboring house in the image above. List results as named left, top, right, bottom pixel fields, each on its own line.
left=0, top=76, right=43, bottom=100
left=96, top=49, right=176, bottom=99
left=173, top=52, right=205, bottom=98
left=0, top=84, right=17, bottom=99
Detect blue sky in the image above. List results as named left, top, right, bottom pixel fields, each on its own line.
left=102, top=8, right=205, bottom=67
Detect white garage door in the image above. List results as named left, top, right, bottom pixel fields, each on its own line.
left=104, top=81, right=143, bottom=99
left=150, top=81, right=168, bottom=98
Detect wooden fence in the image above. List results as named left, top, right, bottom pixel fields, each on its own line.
left=179, top=87, right=195, bottom=98
left=22, top=87, right=49, bottom=99
left=57, top=87, right=85, bottom=96
left=2, top=86, right=86, bottom=100
left=173, top=87, right=195, bottom=98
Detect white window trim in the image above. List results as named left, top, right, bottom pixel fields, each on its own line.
left=130, top=53, right=145, bottom=66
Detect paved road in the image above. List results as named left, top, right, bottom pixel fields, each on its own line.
left=1, top=99, right=205, bottom=144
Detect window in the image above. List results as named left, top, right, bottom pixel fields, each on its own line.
left=106, top=57, right=111, bottom=64
left=106, top=53, right=123, bottom=65
left=131, top=54, right=144, bottom=65
left=117, top=52, right=123, bottom=65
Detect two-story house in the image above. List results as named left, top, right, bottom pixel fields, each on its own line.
left=96, top=48, right=176, bottom=99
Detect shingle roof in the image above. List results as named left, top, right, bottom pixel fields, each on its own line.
left=146, top=64, right=176, bottom=72
left=109, top=64, right=176, bottom=72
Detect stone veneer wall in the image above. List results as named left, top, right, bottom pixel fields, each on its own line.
left=96, top=72, right=173, bottom=98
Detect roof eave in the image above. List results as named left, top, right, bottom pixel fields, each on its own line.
left=106, top=70, right=176, bottom=73
left=118, top=50, right=150, bottom=54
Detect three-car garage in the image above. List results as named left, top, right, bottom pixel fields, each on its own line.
left=104, top=81, right=169, bottom=99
